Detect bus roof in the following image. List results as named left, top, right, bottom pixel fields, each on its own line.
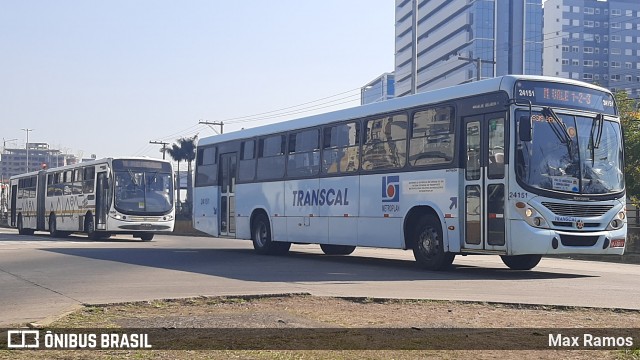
left=9, top=156, right=169, bottom=180
left=198, top=75, right=613, bottom=147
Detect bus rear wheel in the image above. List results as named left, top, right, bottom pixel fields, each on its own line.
left=49, top=214, right=69, bottom=238
left=17, top=215, right=34, bottom=235
left=412, top=214, right=455, bottom=271
left=320, top=244, right=356, bottom=255
left=500, top=255, right=542, bottom=270
left=252, top=214, right=290, bottom=255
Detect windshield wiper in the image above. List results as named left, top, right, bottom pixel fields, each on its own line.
left=542, top=107, right=573, bottom=159
left=127, top=170, right=140, bottom=187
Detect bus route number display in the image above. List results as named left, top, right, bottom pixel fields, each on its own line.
left=515, top=81, right=616, bottom=115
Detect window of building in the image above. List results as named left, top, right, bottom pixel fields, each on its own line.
left=611, top=74, right=620, bottom=81
left=584, top=60, right=593, bottom=67
left=362, top=114, right=407, bottom=171
left=409, top=106, right=455, bottom=167
left=584, top=7, right=594, bottom=14
left=611, top=61, right=620, bottom=68
left=572, top=46, right=579, bottom=53
left=287, top=128, right=320, bottom=177
left=626, top=75, right=632, bottom=82
left=626, top=49, right=632, bottom=56
left=625, top=62, right=632, bottom=69
left=561, top=59, right=569, bottom=65
left=583, top=73, right=593, bottom=80
left=322, top=122, right=360, bottom=174
left=611, top=23, right=620, bottom=29
left=611, top=48, right=621, bottom=55
left=611, top=9, right=621, bottom=16
left=572, top=19, right=580, bottom=26
left=584, top=20, right=593, bottom=27
left=572, top=6, right=580, bottom=13
left=572, top=59, right=579, bottom=66
left=625, top=36, right=632, bottom=43
left=584, top=47, right=593, bottom=53
left=562, top=45, right=569, bottom=52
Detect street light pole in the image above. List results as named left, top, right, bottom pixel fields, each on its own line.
left=21, top=128, right=33, bottom=172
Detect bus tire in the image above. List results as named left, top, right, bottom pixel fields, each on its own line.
left=17, top=215, right=34, bottom=235
left=320, top=244, right=356, bottom=255
left=85, top=214, right=100, bottom=241
left=252, top=214, right=290, bottom=255
left=48, top=214, right=68, bottom=238
left=412, top=214, right=455, bottom=270
left=140, top=233, right=154, bottom=241
left=500, top=255, right=542, bottom=270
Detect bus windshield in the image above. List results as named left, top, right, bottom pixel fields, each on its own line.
left=114, top=170, right=174, bottom=214
left=515, top=109, right=624, bottom=196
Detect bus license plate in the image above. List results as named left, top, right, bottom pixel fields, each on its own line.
left=610, top=239, right=625, bottom=248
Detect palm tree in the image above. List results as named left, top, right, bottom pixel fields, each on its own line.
left=166, top=143, right=185, bottom=205
left=178, top=135, right=197, bottom=215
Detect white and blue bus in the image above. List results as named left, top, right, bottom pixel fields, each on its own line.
left=9, top=157, right=175, bottom=241
left=193, top=75, right=626, bottom=270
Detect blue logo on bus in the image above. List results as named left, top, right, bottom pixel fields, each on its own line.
left=382, top=176, right=399, bottom=202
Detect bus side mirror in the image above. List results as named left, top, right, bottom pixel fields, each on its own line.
left=519, top=116, right=532, bottom=142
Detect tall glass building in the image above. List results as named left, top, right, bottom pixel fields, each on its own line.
left=543, top=0, right=640, bottom=97
left=394, top=0, right=543, bottom=96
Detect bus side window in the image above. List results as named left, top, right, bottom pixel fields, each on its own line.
left=83, top=167, right=95, bottom=193
left=195, top=146, right=217, bottom=187
left=409, top=106, right=455, bottom=167
left=322, top=122, right=360, bottom=174
left=256, top=134, right=286, bottom=180
left=73, top=169, right=83, bottom=194
left=362, top=114, right=407, bottom=171
left=287, top=129, right=320, bottom=177
left=239, top=140, right=256, bottom=182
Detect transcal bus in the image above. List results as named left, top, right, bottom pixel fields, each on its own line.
left=193, top=75, right=626, bottom=270
left=9, top=157, right=175, bottom=241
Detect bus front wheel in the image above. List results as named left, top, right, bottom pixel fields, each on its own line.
left=85, top=214, right=100, bottom=240
left=140, top=233, right=154, bottom=241
left=412, top=215, right=455, bottom=271
left=500, top=255, right=542, bottom=270
left=252, top=214, right=290, bottom=255
left=320, top=244, right=356, bottom=255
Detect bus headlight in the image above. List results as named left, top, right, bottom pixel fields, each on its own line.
left=515, top=202, right=548, bottom=229
left=606, top=210, right=626, bottom=230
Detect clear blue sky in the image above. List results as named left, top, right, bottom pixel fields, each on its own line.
left=0, top=1, right=394, bottom=161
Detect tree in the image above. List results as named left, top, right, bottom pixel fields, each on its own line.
left=166, top=143, right=185, bottom=205
left=616, top=91, right=640, bottom=201
left=177, top=135, right=197, bottom=215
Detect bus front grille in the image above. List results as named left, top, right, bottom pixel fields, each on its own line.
left=541, top=202, right=613, bottom=217
left=560, top=234, right=599, bottom=247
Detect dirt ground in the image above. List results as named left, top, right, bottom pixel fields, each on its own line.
left=2, top=294, right=639, bottom=359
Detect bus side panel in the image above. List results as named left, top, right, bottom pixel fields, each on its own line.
left=284, top=178, right=327, bottom=244
left=236, top=181, right=286, bottom=242
left=320, top=176, right=359, bottom=246
left=358, top=174, right=403, bottom=248
left=193, top=186, right=219, bottom=236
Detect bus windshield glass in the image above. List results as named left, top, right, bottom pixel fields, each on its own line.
left=516, top=109, right=624, bottom=196
left=515, top=80, right=616, bottom=115
left=114, top=170, right=174, bottom=214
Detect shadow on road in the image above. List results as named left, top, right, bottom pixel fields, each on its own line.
left=43, top=247, right=595, bottom=283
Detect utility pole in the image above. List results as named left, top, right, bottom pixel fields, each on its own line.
left=149, top=140, right=169, bottom=159
left=199, top=120, right=224, bottom=135
left=458, top=56, right=497, bottom=81
left=21, top=128, right=33, bottom=172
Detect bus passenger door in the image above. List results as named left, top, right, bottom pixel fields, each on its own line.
left=463, top=113, right=507, bottom=252
left=219, top=153, right=237, bottom=237
left=10, top=184, right=17, bottom=227
left=36, top=172, right=46, bottom=230
left=95, top=172, right=109, bottom=230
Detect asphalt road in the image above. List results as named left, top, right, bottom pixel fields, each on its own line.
left=1, top=227, right=639, bottom=326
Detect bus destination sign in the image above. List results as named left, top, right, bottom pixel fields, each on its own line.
left=515, top=80, right=616, bottom=115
